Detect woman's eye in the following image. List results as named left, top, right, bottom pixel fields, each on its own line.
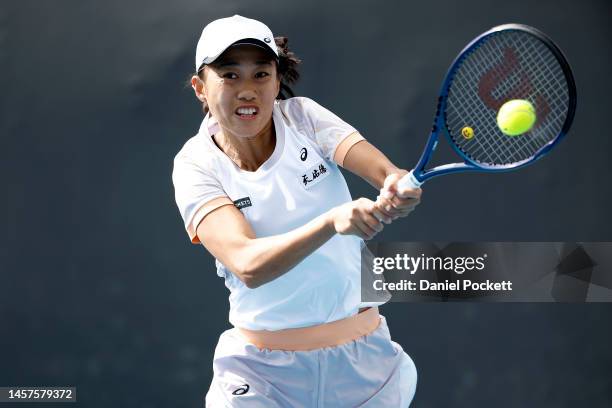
left=255, top=72, right=270, bottom=79
left=223, top=73, right=238, bottom=79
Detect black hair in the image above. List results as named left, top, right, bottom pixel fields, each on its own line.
left=187, top=36, right=302, bottom=114
left=273, top=36, right=301, bottom=99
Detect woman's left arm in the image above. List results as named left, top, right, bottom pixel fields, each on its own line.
left=337, top=134, right=422, bottom=221
left=336, top=135, right=402, bottom=189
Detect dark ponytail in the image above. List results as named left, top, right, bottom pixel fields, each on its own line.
left=274, top=36, right=302, bottom=99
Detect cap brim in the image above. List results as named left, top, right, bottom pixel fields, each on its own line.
left=228, top=39, right=278, bottom=58
left=198, top=39, right=278, bottom=71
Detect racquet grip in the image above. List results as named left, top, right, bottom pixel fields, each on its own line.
left=397, top=171, right=423, bottom=191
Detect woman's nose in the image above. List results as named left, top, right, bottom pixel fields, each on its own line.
left=237, top=90, right=256, bottom=101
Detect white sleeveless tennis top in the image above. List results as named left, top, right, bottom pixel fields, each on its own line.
left=172, top=97, right=385, bottom=330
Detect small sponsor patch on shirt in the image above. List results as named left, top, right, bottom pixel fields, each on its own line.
left=300, top=162, right=330, bottom=189
left=233, top=197, right=252, bottom=209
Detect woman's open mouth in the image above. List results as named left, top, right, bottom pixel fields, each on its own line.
left=235, top=107, right=259, bottom=120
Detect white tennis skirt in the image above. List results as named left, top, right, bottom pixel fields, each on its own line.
left=205, top=314, right=417, bottom=407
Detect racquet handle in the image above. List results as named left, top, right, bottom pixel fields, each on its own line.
left=397, top=170, right=423, bottom=191
left=375, top=170, right=422, bottom=212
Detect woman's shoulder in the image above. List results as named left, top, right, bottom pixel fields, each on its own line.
left=173, top=131, right=218, bottom=172
left=277, top=95, right=315, bottom=106
left=276, top=96, right=344, bottom=125
left=276, top=97, right=331, bottom=137
left=275, top=96, right=318, bottom=119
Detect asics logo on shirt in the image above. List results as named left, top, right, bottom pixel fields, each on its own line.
left=232, top=384, right=250, bottom=395
left=300, top=147, right=308, bottom=161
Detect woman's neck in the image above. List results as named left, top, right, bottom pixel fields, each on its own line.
left=213, top=118, right=276, bottom=172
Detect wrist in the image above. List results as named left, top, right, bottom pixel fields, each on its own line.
left=380, top=167, right=408, bottom=190
left=323, top=207, right=338, bottom=235
left=384, top=166, right=408, bottom=178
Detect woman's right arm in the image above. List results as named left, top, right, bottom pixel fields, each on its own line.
left=197, top=198, right=389, bottom=289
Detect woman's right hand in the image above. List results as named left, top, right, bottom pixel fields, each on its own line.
left=328, top=198, right=391, bottom=240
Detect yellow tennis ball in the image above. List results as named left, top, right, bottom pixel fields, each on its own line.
left=496, top=99, right=536, bottom=136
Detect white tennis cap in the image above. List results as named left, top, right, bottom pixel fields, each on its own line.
left=195, top=15, right=279, bottom=71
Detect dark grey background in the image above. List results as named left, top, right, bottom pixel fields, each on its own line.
left=1, top=0, right=611, bottom=407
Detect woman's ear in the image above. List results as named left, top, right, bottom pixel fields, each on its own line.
left=191, top=75, right=207, bottom=103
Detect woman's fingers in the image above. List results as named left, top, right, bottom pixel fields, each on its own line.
left=374, top=187, right=422, bottom=222
left=372, top=202, right=393, bottom=224
left=357, top=200, right=384, bottom=238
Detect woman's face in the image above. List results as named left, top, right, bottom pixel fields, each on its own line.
left=196, top=45, right=281, bottom=139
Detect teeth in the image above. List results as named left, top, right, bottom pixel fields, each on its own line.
left=237, top=107, right=257, bottom=115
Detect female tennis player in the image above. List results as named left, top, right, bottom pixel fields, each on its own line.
left=172, top=15, right=421, bottom=407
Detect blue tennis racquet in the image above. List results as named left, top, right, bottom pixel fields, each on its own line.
left=396, top=23, right=577, bottom=191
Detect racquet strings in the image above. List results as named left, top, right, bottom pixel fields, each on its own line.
left=445, top=30, right=571, bottom=167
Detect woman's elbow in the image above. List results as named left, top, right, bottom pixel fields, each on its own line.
left=233, top=262, right=263, bottom=289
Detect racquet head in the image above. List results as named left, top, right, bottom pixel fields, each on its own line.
left=443, top=24, right=577, bottom=170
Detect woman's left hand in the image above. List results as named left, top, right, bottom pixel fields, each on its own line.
left=375, top=171, right=422, bottom=223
